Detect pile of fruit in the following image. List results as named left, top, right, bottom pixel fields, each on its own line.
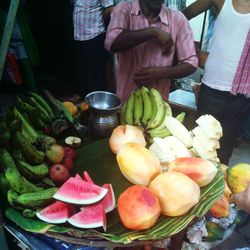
left=109, top=88, right=250, bottom=234
left=0, top=93, right=81, bottom=219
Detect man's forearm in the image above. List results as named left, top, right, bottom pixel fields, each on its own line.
left=182, top=0, right=213, bottom=20
left=162, top=63, right=197, bottom=79
left=197, top=50, right=209, bottom=69
left=111, top=28, right=155, bottom=52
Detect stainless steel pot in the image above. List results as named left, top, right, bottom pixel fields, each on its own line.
left=85, top=91, right=122, bottom=138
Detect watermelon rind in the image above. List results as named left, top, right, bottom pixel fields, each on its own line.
left=53, top=177, right=108, bottom=205
left=36, top=201, right=72, bottom=224
left=101, top=183, right=116, bottom=213
left=68, top=203, right=106, bottom=231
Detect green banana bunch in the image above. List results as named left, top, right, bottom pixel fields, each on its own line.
left=147, top=88, right=166, bottom=129
left=17, top=160, right=49, bottom=181
left=14, top=187, right=58, bottom=208
left=0, top=173, right=10, bottom=196
left=124, top=92, right=135, bottom=125
left=140, top=86, right=153, bottom=125
left=7, top=189, right=23, bottom=210
left=5, top=167, right=43, bottom=194
left=16, top=131, right=45, bottom=165
left=29, top=92, right=54, bottom=118
left=133, top=89, right=143, bottom=126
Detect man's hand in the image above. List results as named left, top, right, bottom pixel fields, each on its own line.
left=152, top=28, right=174, bottom=55
left=134, top=67, right=165, bottom=85
left=232, top=183, right=250, bottom=214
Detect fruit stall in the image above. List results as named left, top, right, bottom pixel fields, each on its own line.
left=0, top=88, right=249, bottom=250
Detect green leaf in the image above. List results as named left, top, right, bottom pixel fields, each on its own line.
left=5, top=207, right=53, bottom=233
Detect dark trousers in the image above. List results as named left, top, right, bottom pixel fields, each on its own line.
left=197, top=84, right=250, bottom=165
left=73, top=33, right=107, bottom=97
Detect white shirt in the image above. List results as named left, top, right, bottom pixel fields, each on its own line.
left=202, top=0, right=250, bottom=91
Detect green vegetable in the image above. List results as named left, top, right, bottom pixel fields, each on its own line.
left=7, top=189, right=22, bottom=209
left=0, top=149, right=17, bottom=171
left=16, top=97, right=45, bottom=130
left=14, top=187, right=58, bottom=208
left=17, top=160, right=49, bottom=180
left=0, top=173, right=10, bottom=195
left=0, top=120, right=11, bottom=149
left=29, top=96, right=52, bottom=123
left=5, top=167, right=43, bottom=194
left=29, top=92, right=54, bottom=118
left=13, top=107, right=38, bottom=144
left=15, top=132, right=45, bottom=165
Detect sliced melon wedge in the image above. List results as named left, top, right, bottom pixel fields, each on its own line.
left=53, top=176, right=108, bottom=205
left=68, top=203, right=106, bottom=231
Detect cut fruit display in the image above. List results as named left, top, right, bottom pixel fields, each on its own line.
left=53, top=176, right=108, bottom=205
left=68, top=203, right=107, bottom=231
left=36, top=201, right=73, bottom=224
left=100, top=183, right=115, bottom=213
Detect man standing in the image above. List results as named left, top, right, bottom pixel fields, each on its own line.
left=72, top=0, right=114, bottom=96
left=183, top=0, right=250, bottom=165
left=105, top=0, right=198, bottom=102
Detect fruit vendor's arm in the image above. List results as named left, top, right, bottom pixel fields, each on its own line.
left=134, top=63, right=196, bottom=84
left=104, top=3, right=173, bottom=53
left=232, top=183, right=250, bottom=215
left=134, top=14, right=198, bottom=84
left=182, top=0, right=223, bottom=20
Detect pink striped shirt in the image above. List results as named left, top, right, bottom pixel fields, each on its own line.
left=73, top=0, right=114, bottom=41
left=231, top=30, right=250, bottom=96
left=105, top=0, right=198, bottom=101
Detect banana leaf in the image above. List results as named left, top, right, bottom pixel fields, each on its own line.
left=5, top=138, right=225, bottom=245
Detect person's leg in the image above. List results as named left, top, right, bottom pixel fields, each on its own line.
left=218, top=95, right=250, bottom=164
left=197, top=84, right=250, bottom=165
left=84, top=33, right=107, bottom=94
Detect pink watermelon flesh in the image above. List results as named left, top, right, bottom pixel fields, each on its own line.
left=101, top=184, right=116, bottom=213
left=83, top=171, right=94, bottom=184
left=53, top=177, right=108, bottom=205
left=75, top=174, right=82, bottom=181
left=36, top=201, right=73, bottom=224
left=68, top=203, right=106, bottom=231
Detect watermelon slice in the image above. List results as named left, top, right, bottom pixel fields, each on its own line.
left=83, top=171, right=94, bottom=184
left=53, top=176, right=108, bottom=205
left=101, top=184, right=116, bottom=213
left=68, top=203, right=106, bottom=231
left=36, top=201, right=73, bottom=224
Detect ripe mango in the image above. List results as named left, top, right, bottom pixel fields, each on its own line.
left=209, top=195, right=230, bottom=218
left=227, top=163, right=250, bottom=194
left=168, top=157, right=217, bottom=187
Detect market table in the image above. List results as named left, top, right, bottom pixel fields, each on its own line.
left=3, top=135, right=225, bottom=250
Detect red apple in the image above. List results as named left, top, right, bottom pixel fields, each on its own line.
left=49, top=164, right=70, bottom=186
left=61, top=155, right=74, bottom=171
left=64, top=147, right=76, bottom=160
